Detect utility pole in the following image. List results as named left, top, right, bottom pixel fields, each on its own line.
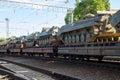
left=5, top=18, right=9, bottom=42
left=67, top=8, right=74, bottom=24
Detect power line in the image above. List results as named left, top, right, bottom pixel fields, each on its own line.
left=45, top=0, right=68, bottom=3
left=0, top=0, right=73, bottom=37
left=0, top=0, right=71, bottom=10
left=0, top=0, right=71, bottom=14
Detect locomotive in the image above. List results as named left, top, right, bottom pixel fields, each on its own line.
left=0, top=10, right=120, bottom=61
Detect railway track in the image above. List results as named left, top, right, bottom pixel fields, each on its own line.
left=18, top=55, right=120, bottom=72
left=0, top=55, right=120, bottom=80
left=1, top=54, right=120, bottom=72
left=50, top=57, right=120, bottom=72
left=0, top=61, right=55, bottom=80
left=0, top=69, right=29, bottom=80
left=0, top=57, right=80, bottom=80
left=0, top=61, right=32, bottom=80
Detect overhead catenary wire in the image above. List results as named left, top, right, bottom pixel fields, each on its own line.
left=0, top=0, right=72, bottom=10
left=0, top=0, right=69, bottom=13
left=45, top=0, right=69, bottom=4
left=0, top=0, right=74, bottom=37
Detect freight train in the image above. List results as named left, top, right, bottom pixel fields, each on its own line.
left=0, top=10, right=120, bottom=61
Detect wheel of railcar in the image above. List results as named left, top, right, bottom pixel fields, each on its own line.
left=21, top=52, right=24, bottom=55
left=73, top=55, right=77, bottom=60
left=86, top=56, right=90, bottom=60
left=47, top=53, right=50, bottom=57
left=28, top=53, right=31, bottom=56
left=63, top=55, right=67, bottom=59
left=49, top=54, right=53, bottom=58
left=39, top=53, right=41, bottom=57
left=98, top=56, right=103, bottom=61
left=79, top=55, right=84, bottom=62
left=40, top=54, right=44, bottom=57
left=69, top=55, right=74, bottom=61
left=31, top=53, right=35, bottom=56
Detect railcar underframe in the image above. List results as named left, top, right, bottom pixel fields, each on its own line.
left=0, top=42, right=120, bottom=61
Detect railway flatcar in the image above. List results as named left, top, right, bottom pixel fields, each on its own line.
left=57, top=10, right=120, bottom=60
left=21, top=26, right=61, bottom=56
left=1, top=10, right=120, bottom=61
left=7, top=36, right=25, bottom=54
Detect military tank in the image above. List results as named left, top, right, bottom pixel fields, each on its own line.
left=57, top=10, right=120, bottom=45
left=36, top=26, right=60, bottom=46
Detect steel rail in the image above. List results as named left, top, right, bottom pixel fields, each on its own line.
left=0, top=58, right=80, bottom=80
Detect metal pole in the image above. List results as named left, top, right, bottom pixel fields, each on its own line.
left=71, top=10, right=73, bottom=23
left=5, top=18, right=9, bottom=44
left=5, top=18, right=9, bottom=38
left=67, top=8, right=74, bottom=24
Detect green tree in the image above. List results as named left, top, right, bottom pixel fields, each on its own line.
left=10, top=36, right=16, bottom=39
left=65, top=0, right=110, bottom=24
left=0, top=36, right=16, bottom=43
left=65, top=11, right=72, bottom=24
left=0, top=38, right=5, bottom=42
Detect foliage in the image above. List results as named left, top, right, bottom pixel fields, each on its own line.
left=65, top=0, right=110, bottom=24
left=0, top=38, right=5, bottom=42
left=65, top=12, right=71, bottom=24
left=0, top=36, right=16, bottom=42
left=10, top=36, right=16, bottom=39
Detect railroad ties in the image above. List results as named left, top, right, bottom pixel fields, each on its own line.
left=0, top=55, right=120, bottom=80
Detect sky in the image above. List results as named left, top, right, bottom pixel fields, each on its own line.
left=0, top=0, right=120, bottom=38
